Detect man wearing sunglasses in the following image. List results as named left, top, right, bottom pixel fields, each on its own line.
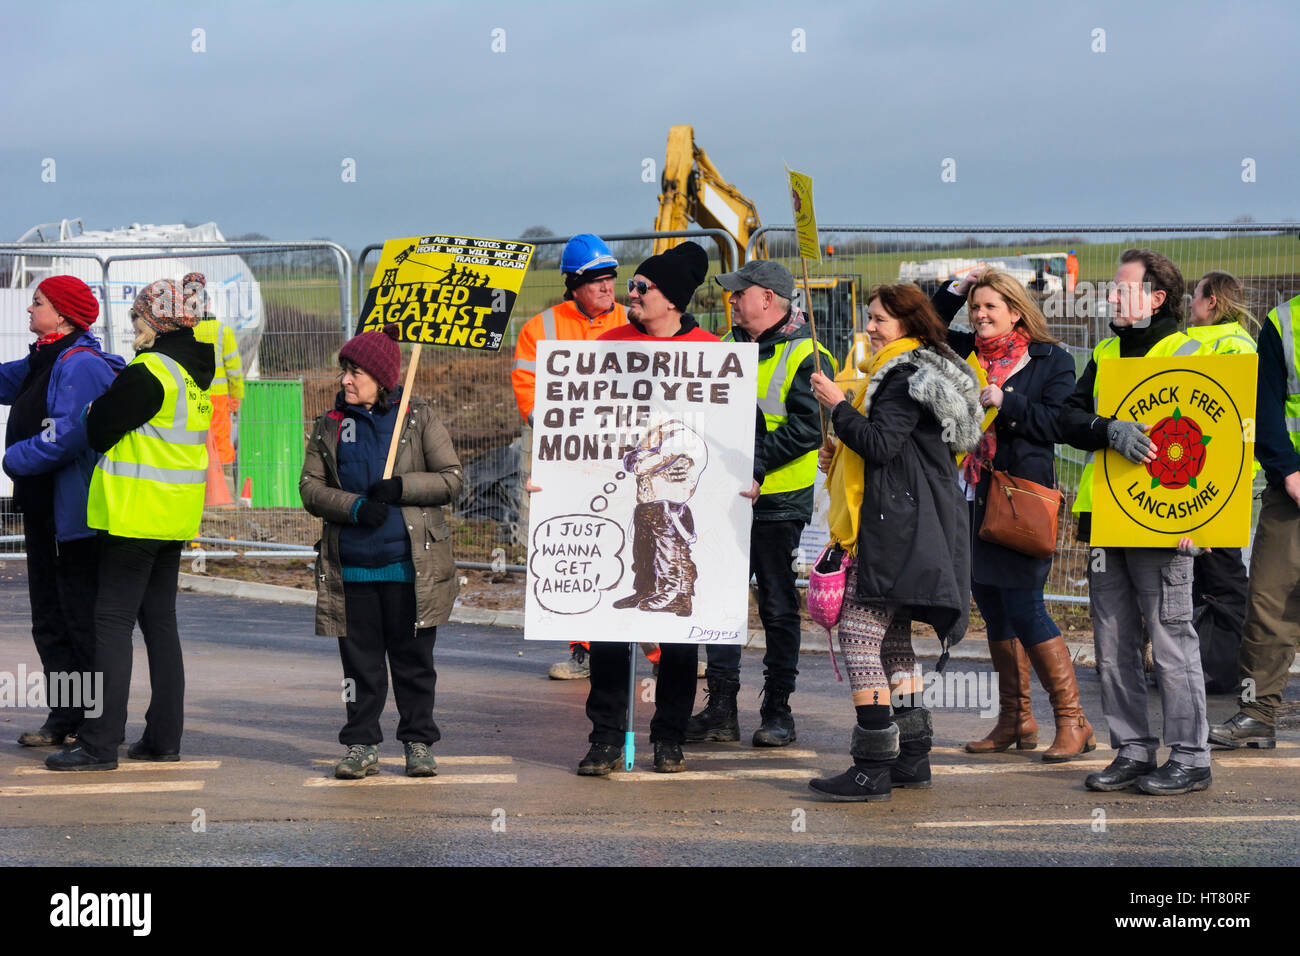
left=513, top=234, right=629, bottom=681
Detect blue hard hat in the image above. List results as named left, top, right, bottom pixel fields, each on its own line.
left=561, top=233, right=618, bottom=275
left=1069, top=249, right=1076, bottom=255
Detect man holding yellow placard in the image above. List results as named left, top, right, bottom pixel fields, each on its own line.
left=1057, top=249, right=1213, bottom=796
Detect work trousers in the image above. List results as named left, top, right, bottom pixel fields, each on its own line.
left=1088, top=547, right=1209, bottom=767
left=77, top=536, right=185, bottom=761
left=1237, top=485, right=1300, bottom=725
left=22, top=514, right=100, bottom=734
left=338, top=581, right=440, bottom=745
left=587, top=641, right=696, bottom=746
left=704, top=518, right=804, bottom=693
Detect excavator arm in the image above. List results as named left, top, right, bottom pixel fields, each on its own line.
left=653, top=125, right=764, bottom=270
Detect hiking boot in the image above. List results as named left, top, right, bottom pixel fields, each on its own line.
left=1136, top=759, right=1212, bottom=796
left=577, top=742, right=624, bottom=776
left=1209, top=711, right=1276, bottom=749
left=404, top=741, right=438, bottom=777
left=1085, top=755, right=1156, bottom=792
left=548, top=644, right=590, bottom=680
left=18, top=725, right=73, bottom=747
left=44, top=744, right=117, bottom=772
left=752, top=687, right=796, bottom=747
left=653, top=741, right=685, bottom=773
left=809, top=724, right=898, bottom=802
left=334, top=744, right=379, bottom=779
left=685, top=677, right=740, bottom=742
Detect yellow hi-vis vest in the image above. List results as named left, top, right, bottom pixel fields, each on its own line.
left=193, top=317, right=244, bottom=400
left=1073, top=330, right=1205, bottom=514
left=1186, top=320, right=1256, bottom=355
left=725, top=333, right=836, bottom=495
left=1267, top=294, right=1300, bottom=459
left=87, top=352, right=212, bottom=540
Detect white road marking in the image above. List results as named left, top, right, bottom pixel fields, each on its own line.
left=303, top=773, right=517, bottom=787
left=679, top=749, right=820, bottom=761
left=615, top=768, right=812, bottom=781
left=310, top=756, right=513, bottom=767
left=1213, top=757, right=1300, bottom=768
left=0, top=780, right=205, bottom=797
left=13, top=760, right=221, bottom=776
left=916, top=814, right=1300, bottom=829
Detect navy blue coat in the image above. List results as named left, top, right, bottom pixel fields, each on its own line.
left=934, top=287, right=1075, bottom=589
left=0, top=330, right=125, bottom=541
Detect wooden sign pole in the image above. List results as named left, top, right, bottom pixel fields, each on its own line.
left=382, top=344, right=422, bottom=479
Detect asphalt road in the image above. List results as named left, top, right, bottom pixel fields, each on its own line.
left=1, top=564, right=1297, bottom=869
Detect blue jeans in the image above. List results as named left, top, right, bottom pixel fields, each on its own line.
left=971, top=581, right=1060, bottom=646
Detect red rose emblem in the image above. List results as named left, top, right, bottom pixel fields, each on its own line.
left=1146, top=407, right=1211, bottom=490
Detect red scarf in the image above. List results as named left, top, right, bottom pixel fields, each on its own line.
left=962, top=329, right=1030, bottom=486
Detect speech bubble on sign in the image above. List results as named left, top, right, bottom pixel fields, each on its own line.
left=529, top=514, right=626, bottom=614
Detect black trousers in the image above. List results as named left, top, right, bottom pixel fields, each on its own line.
left=338, top=581, right=440, bottom=746
left=77, top=536, right=184, bottom=761
left=704, top=518, right=804, bottom=693
left=22, top=514, right=100, bottom=733
left=586, top=641, right=697, bottom=745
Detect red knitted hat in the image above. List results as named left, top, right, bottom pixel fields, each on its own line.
left=339, top=325, right=401, bottom=391
left=38, top=275, right=99, bottom=329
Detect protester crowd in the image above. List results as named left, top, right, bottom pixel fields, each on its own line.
left=5, top=237, right=1297, bottom=802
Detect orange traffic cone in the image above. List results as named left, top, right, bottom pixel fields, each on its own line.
left=204, top=432, right=235, bottom=508
left=239, top=477, right=253, bottom=508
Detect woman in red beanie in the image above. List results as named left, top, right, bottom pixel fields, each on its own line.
left=1, top=277, right=124, bottom=747
left=299, top=325, right=463, bottom=779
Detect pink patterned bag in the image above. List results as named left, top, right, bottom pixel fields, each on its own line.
left=807, top=543, right=852, bottom=632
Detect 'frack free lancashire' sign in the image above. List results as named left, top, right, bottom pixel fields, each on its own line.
left=356, top=234, right=534, bottom=351
left=1092, top=355, right=1257, bottom=547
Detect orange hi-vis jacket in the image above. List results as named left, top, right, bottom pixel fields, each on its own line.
left=511, top=299, right=628, bottom=424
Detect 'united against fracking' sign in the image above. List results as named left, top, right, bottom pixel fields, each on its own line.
left=356, top=234, right=534, bottom=351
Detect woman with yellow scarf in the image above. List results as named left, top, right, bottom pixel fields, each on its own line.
left=807, top=284, right=982, bottom=801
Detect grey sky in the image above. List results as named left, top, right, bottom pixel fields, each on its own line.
left=3, top=0, right=1297, bottom=251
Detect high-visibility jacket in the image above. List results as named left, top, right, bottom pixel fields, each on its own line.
left=194, top=317, right=244, bottom=401
left=512, top=300, right=627, bottom=423
left=87, top=351, right=212, bottom=540
left=724, top=331, right=835, bottom=495
left=1186, top=320, right=1256, bottom=355
left=1073, top=330, right=1205, bottom=514
left=1266, top=295, right=1300, bottom=460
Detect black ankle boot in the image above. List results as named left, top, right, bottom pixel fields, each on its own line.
left=809, top=723, right=899, bottom=802
left=890, top=708, right=933, bottom=789
left=752, top=686, right=796, bottom=747
left=685, top=677, right=740, bottom=742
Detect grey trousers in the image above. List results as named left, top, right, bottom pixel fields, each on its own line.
left=1088, top=547, right=1210, bottom=767
left=1238, top=485, right=1300, bottom=725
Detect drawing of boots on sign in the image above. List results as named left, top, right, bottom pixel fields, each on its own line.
left=611, top=420, right=707, bottom=615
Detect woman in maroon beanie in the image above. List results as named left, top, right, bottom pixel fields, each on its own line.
left=299, top=325, right=463, bottom=779
left=1, top=276, right=124, bottom=746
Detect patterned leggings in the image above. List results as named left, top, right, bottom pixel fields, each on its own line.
left=837, top=568, right=923, bottom=707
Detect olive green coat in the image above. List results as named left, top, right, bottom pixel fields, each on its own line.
left=299, top=396, right=462, bottom=637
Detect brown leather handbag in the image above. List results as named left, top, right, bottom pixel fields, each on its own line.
left=978, top=471, right=1062, bottom=560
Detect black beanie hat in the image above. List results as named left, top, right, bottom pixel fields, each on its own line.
left=634, top=241, right=709, bottom=312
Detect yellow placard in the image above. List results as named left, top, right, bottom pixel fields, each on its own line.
left=1092, top=355, right=1257, bottom=548
left=786, top=167, right=820, bottom=263
left=356, top=234, right=534, bottom=351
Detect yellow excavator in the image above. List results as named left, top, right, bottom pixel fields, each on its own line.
left=653, top=124, right=866, bottom=384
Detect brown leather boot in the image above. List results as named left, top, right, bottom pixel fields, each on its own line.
left=965, top=639, right=1038, bottom=753
left=1025, top=636, right=1096, bottom=762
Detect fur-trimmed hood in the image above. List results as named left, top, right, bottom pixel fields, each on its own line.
left=857, top=342, right=982, bottom=455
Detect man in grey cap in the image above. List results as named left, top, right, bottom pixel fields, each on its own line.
left=686, top=260, right=834, bottom=747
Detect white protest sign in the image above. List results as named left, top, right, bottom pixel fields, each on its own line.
left=526, top=340, right=758, bottom=645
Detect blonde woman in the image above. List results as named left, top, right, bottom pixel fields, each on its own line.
left=932, top=269, right=1094, bottom=762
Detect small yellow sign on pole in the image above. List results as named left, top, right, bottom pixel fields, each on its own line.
left=1091, top=355, right=1257, bottom=548
left=786, top=167, right=821, bottom=263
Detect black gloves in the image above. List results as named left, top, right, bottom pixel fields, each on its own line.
left=367, top=477, right=403, bottom=504
left=355, top=499, right=390, bottom=528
